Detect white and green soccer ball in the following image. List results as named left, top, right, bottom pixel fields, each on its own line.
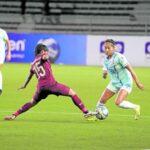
left=96, top=105, right=109, bottom=120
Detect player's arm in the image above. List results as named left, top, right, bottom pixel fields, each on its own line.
left=18, top=72, right=34, bottom=90
left=5, top=38, right=11, bottom=61
left=102, top=60, right=108, bottom=79
left=102, top=69, right=108, bottom=79
left=125, top=64, right=144, bottom=90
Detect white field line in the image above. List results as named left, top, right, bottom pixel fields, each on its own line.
left=0, top=110, right=150, bottom=119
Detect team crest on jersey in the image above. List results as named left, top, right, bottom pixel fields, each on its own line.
left=37, top=38, right=60, bottom=63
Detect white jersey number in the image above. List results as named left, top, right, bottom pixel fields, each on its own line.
left=33, top=61, right=46, bottom=79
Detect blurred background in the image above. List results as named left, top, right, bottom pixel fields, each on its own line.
left=1, top=0, right=150, bottom=67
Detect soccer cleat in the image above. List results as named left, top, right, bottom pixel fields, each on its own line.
left=134, top=105, right=141, bottom=120
left=85, top=115, right=98, bottom=121
left=4, top=114, right=16, bottom=121
left=84, top=111, right=98, bottom=121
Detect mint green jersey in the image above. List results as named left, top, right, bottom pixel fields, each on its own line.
left=103, top=52, right=132, bottom=93
left=0, top=28, right=8, bottom=63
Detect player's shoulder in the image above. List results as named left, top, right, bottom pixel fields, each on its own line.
left=115, top=52, right=122, bottom=56
left=114, top=52, right=125, bottom=59
left=0, top=28, right=6, bottom=34
left=31, top=56, right=40, bottom=65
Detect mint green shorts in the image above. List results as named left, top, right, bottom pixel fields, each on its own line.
left=107, top=81, right=132, bottom=94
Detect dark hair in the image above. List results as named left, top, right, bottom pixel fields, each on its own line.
left=105, top=39, right=116, bottom=46
left=34, top=44, right=48, bottom=56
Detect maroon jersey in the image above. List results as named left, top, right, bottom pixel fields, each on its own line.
left=30, top=54, right=56, bottom=87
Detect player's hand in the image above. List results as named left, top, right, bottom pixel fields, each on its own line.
left=136, top=82, right=144, bottom=90
left=102, top=71, right=107, bottom=79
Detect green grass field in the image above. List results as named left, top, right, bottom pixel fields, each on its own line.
left=0, top=63, right=150, bottom=150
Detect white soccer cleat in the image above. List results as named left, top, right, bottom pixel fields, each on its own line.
left=134, top=105, right=141, bottom=120
left=84, top=111, right=98, bottom=121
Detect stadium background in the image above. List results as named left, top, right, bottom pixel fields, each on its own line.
left=0, top=0, right=150, bottom=67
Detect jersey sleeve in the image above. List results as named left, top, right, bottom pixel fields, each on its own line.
left=119, top=54, right=129, bottom=67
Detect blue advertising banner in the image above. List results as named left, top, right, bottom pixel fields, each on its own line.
left=8, top=33, right=86, bottom=65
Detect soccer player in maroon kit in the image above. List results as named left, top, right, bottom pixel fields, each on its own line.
left=4, top=44, right=96, bottom=121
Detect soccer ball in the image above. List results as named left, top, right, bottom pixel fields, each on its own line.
left=96, top=105, right=109, bottom=120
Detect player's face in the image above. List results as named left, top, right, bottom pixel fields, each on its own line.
left=104, top=42, right=115, bottom=57
left=41, top=50, right=48, bottom=55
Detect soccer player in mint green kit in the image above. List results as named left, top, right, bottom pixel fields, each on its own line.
left=96, top=39, right=144, bottom=120
left=4, top=44, right=96, bottom=121
left=0, top=28, right=11, bottom=95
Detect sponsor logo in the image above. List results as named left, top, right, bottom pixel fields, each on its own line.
left=38, top=38, right=60, bottom=63
left=10, top=40, right=25, bottom=51
left=9, top=39, right=26, bottom=59
left=100, top=41, right=124, bottom=54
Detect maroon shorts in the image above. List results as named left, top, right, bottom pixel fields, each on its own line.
left=33, top=82, right=70, bottom=102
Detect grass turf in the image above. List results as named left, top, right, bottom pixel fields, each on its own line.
left=0, top=63, right=150, bottom=150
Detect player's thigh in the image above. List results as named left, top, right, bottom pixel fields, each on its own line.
left=51, top=82, right=70, bottom=96
left=121, top=83, right=132, bottom=94
left=115, top=89, right=129, bottom=105
left=107, top=82, right=120, bottom=93
left=32, top=88, right=49, bottom=103
left=100, top=88, right=115, bottom=103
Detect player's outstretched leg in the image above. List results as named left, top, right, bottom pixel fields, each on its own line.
left=4, top=99, right=37, bottom=121
left=71, top=95, right=97, bottom=121
left=4, top=114, right=16, bottom=121
left=84, top=111, right=98, bottom=121
left=68, top=89, right=97, bottom=121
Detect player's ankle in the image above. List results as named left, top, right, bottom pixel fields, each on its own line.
left=13, top=113, right=19, bottom=117
left=13, top=110, right=22, bottom=116
left=82, top=108, right=88, bottom=114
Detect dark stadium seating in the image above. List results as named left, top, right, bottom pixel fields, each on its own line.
left=0, top=0, right=150, bottom=35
